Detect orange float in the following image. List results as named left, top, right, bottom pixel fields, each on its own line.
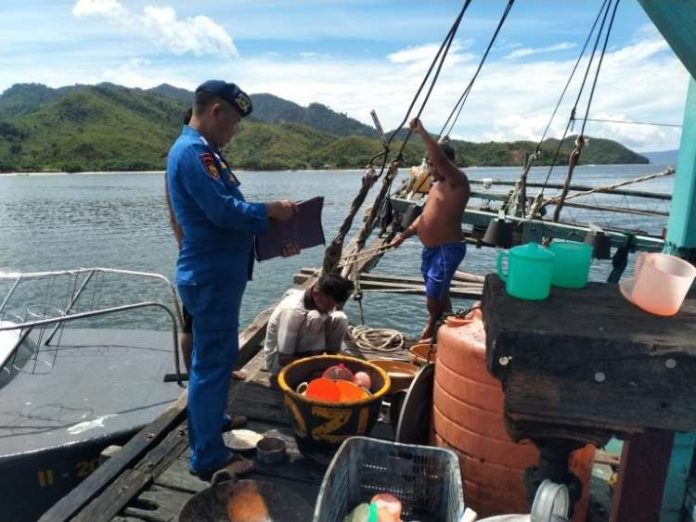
left=433, top=308, right=595, bottom=520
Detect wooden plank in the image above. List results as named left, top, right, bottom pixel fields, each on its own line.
left=39, top=393, right=188, bottom=522
left=72, top=421, right=188, bottom=522
left=73, top=469, right=151, bottom=522
left=468, top=178, right=672, bottom=201
left=454, top=270, right=485, bottom=284
left=610, top=431, right=674, bottom=522
left=390, top=197, right=666, bottom=252
left=294, top=271, right=482, bottom=299
left=482, top=273, right=696, bottom=435
left=132, top=422, right=189, bottom=477
left=560, top=200, right=668, bottom=218
left=300, top=266, right=482, bottom=288
left=504, top=371, right=696, bottom=434
left=155, top=457, right=209, bottom=495
left=122, top=484, right=193, bottom=522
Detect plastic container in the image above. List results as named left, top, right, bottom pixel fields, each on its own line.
left=410, top=160, right=432, bottom=194
left=256, top=437, right=287, bottom=466
left=477, top=480, right=570, bottom=522
left=623, top=252, right=696, bottom=316
left=409, top=343, right=437, bottom=366
left=313, top=436, right=465, bottom=522
left=278, top=355, right=390, bottom=449
left=497, top=243, right=555, bottom=300
left=433, top=310, right=595, bottom=520
left=549, top=241, right=592, bottom=289
left=369, top=360, right=418, bottom=394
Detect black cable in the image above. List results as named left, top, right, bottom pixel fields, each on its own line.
left=391, top=0, right=472, bottom=161
left=548, top=0, right=621, bottom=222
left=439, top=0, right=516, bottom=140
left=580, top=0, right=621, bottom=136
left=538, top=0, right=614, bottom=197
left=535, top=0, right=610, bottom=151
left=370, top=0, right=471, bottom=181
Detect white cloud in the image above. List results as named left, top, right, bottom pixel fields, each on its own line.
left=230, top=30, right=687, bottom=151
left=1, top=20, right=687, bottom=152
left=388, top=39, right=474, bottom=65
left=101, top=58, right=157, bottom=87
left=72, top=0, right=126, bottom=18
left=506, top=42, right=576, bottom=60
left=72, top=0, right=237, bottom=57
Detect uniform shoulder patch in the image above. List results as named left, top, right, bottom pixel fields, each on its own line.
left=199, top=152, right=220, bottom=181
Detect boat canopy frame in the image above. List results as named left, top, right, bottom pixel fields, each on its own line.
left=0, top=267, right=184, bottom=385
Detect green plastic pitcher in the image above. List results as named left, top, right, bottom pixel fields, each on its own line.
left=549, top=241, right=592, bottom=289
left=497, top=243, right=555, bottom=300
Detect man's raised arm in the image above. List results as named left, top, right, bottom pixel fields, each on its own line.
left=410, top=118, right=470, bottom=193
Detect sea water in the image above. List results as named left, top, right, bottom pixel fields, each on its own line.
left=0, top=165, right=674, bottom=337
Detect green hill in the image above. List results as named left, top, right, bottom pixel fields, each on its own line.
left=0, top=82, right=648, bottom=172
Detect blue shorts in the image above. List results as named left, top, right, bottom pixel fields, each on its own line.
left=421, top=242, right=467, bottom=300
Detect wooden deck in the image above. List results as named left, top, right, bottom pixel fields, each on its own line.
left=49, top=339, right=407, bottom=522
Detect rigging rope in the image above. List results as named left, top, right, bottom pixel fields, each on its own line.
left=583, top=117, right=682, bottom=129
left=322, top=166, right=377, bottom=274
left=390, top=0, right=472, bottom=162
left=537, top=0, right=613, bottom=194
left=535, top=0, right=616, bottom=214
left=552, top=0, right=621, bottom=222
left=439, top=0, right=516, bottom=140
left=333, top=1, right=474, bottom=277
left=535, top=0, right=610, bottom=150
left=579, top=0, right=621, bottom=137
left=544, top=167, right=674, bottom=205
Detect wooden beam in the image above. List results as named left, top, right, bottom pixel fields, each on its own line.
left=469, top=179, right=672, bottom=201
left=391, top=197, right=666, bottom=252
left=294, top=270, right=482, bottom=299
left=299, top=267, right=481, bottom=288
left=610, top=431, right=674, bottom=522
left=38, top=393, right=188, bottom=522
left=664, top=78, right=696, bottom=251
left=454, top=270, right=485, bottom=284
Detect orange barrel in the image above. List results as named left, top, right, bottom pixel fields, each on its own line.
left=432, top=308, right=595, bottom=520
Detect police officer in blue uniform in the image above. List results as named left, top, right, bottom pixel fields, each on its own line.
left=166, top=80, right=296, bottom=479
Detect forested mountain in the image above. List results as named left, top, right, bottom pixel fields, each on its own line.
left=0, top=82, right=648, bottom=172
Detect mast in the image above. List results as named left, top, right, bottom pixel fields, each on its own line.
left=664, top=78, right=696, bottom=259
left=617, top=5, right=696, bottom=522
left=637, top=0, right=696, bottom=258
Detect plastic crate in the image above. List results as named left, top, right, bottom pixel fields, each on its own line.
left=313, top=436, right=465, bottom=522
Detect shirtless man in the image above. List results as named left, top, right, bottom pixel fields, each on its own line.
left=390, top=118, right=470, bottom=341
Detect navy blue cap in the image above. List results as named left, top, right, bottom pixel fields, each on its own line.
left=195, top=80, right=253, bottom=117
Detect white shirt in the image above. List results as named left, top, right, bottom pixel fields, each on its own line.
left=263, top=289, right=334, bottom=373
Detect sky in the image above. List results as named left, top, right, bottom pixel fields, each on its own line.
left=0, top=0, right=691, bottom=152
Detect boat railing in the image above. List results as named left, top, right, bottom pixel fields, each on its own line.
left=0, top=268, right=184, bottom=385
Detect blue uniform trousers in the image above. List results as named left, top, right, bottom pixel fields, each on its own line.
left=178, top=280, right=245, bottom=472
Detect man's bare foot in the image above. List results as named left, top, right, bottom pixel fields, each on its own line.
left=232, top=370, right=246, bottom=380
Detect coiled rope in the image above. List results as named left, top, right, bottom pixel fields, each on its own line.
left=348, top=325, right=405, bottom=354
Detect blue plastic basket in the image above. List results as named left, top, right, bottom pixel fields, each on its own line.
left=313, top=436, right=465, bottom=522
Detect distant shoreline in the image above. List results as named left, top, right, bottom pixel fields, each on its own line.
left=0, top=163, right=669, bottom=177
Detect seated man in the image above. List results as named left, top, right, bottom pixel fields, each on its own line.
left=264, top=273, right=353, bottom=375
